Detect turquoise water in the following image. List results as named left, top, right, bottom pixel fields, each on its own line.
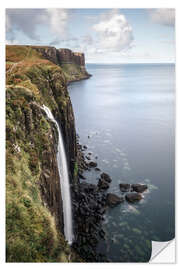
left=68, top=63, right=175, bottom=262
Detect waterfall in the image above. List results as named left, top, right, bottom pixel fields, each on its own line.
left=42, top=105, right=73, bottom=245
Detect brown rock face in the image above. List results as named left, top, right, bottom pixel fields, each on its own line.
left=125, top=192, right=142, bottom=203
left=32, top=46, right=91, bottom=83
left=73, top=52, right=85, bottom=66
left=39, top=143, right=64, bottom=232
left=33, top=46, right=86, bottom=67
left=31, top=46, right=59, bottom=65
left=106, top=193, right=124, bottom=207
left=58, top=48, right=74, bottom=63
left=57, top=49, right=85, bottom=66
left=131, top=184, right=148, bottom=193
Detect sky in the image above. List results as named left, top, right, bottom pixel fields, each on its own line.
left=6, top=8, right=175, bottom=63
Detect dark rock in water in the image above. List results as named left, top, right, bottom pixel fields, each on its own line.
left=73, top=177, right=108, bottom=262
left=83, top=145, right=87, bottom=149
left=119, top=183, right=131, bottom=192
left=131, top=184, right=148, bottom=193
left=88, top=152, right=92, bottom=155
left=78, top=173, right=86, bottom=179
left=98, top=179, right=109, bottom=190
left=89, top=161, right=97, bottom=167
left=95, top=167, right=101, bottom=171
left=100, top=173, right=112, bottom=183
left=125, top=192, right=142, bottom=203
left=79, top=182, right=98, bottom=193
left=106, top=193, right=124, bottom=207
left=99, top=229, right=105, bottom=239
left=95, top=156, right=98, bottom=159
left=86, top=155, right=91, bottom=160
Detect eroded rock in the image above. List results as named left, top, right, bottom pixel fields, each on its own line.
left=106, top=193, right=124, bottom=207
left=89, top=161, right=97, bottom=167
left=131, top=184, right=148, bottom=193
left=98, top=179, right=110, bottom=190
left=119, top=183, right=131, bottom=192
left=100, top=173, right=112, bottom=183
left=125, top=192, right=142, bottom=203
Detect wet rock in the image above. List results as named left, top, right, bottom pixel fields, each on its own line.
left=131, top=184, right=148, bottom=193
left=95, top=167, right=101, bottom=171
left=88, top=161, right=97, bottom=167
left=119, top=183, right=131, bottom=192
left=88, top=152, right=92, bottom=155
left=125, top=192, right=142, bottom=203
left=106, top=193, right=124, bottom=207
left=98, top=179, right=109, bottom=190
left=79, top=182, right=98, bottom=193
left=100, top=173, right=112, bottom=183
left=78, top=173, right=86, bottom=179
left=99, top=229, right=105, bottom=239
left=83, top=145, right=87, bottom=149
left=86, top=156, right=91, bottom=160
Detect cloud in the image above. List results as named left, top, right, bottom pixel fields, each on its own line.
left=45, top=9, right=69, bottom=38
left=82, top=35, right=93, bottom=45
left=6, top=9, right=46, bottom=40
left=6, top=9, right=69, bottom=42
left=92, top=10, right=134, bottom=52
left=149, top=9, right=175, bottom=26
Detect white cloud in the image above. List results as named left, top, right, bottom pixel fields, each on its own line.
left=6, top=9, right=45, bottom=40
left=82, top=35, right=93, bottom=45
left=150, top=9, right=175, bottom=26
left=45, top=9, right=69, bottom=38
left=93, top=10, right=134, bottom=52
left=6, top=9, right=69, bottom=42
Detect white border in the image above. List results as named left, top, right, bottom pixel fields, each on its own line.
left=1, top=0, right=179, bottom=269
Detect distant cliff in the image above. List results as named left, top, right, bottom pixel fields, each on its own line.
left=31, top=46, right=91, bottom=83
left=6, top=45, right=84, bottom=262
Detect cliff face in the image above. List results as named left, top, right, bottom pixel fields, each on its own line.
left=58, top=48, right=74, bottom=63
left=6, top=45, right=81, bottom=262
left=73, top=52, right=85, bottom=66
left=31, top=46, right=59, bottom=65
left=31, top=46, right=91, bottom=83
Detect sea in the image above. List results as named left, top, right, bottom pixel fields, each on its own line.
left=68, top=63, right=175, bottom=262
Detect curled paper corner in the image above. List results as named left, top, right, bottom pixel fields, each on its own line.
left=150, top=239, right=175, bottom=263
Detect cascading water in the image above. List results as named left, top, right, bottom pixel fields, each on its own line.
left=42, top=105, right=73, bottom=245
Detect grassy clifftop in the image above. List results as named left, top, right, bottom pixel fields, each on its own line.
left=6, top=45, right=81, bottom=262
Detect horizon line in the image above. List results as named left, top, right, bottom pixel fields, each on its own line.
left=86, top=62, right=175, bottom=65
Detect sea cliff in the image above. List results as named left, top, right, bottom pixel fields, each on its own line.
left=6, top=45, right=85, bottom=262
left=31, top=46, right=91, bottom=83
left=6, top=45, right=106, bottom=263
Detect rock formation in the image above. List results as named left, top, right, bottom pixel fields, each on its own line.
left=31, top=46, right=91, bottom=83
left=6, top=45, right=89, bottom=262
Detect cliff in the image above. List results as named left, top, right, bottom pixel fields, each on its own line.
left=6, top=45, right=82, bottom=262
left=31, top=46, right=91, bottom=83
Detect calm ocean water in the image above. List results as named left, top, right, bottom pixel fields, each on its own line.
left=68, top=63, right=175, bottom=262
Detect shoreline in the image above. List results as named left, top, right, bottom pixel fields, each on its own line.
left=67, top=73, right=92, bottom=86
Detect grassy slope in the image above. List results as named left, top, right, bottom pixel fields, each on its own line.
left=61, top=63, right=86, bottom=82
left=6, top=45, right=82, bottom=262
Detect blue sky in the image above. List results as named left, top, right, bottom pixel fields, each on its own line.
left=6, top=8, right=175, bottom=63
